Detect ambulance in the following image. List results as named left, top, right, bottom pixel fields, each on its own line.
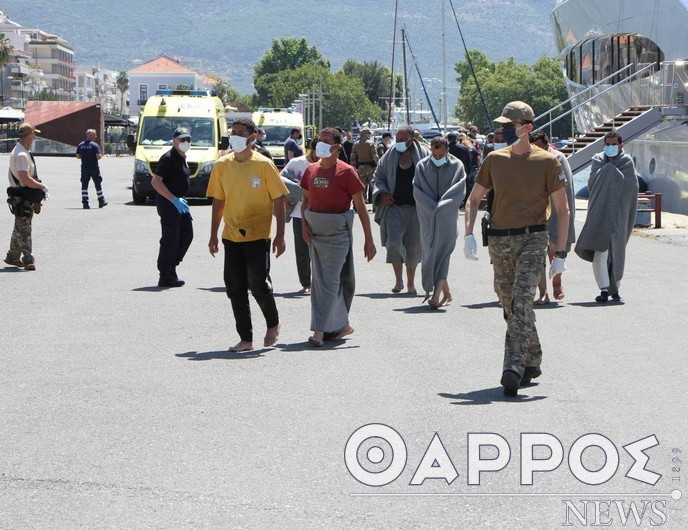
left=128, top=89, right=229, bottom=204
left=251, top=108, right=305, bottom=169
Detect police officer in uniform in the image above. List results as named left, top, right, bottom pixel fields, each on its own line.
left=76, top=128, right=107, bottom=209
left=463, top=101, right=570, bottom=396
left=151, top=127, right=194, bottom=287
left=350, top=127, right=379, bottom=203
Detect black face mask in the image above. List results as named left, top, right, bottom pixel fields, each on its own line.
left=502, top=127, right=519, bottom=145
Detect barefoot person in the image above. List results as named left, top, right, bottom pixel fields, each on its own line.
left=371, top=126, right=429, bottom=296
left=413, top=136, right=466, bottom=309
left=207, top=118, right=288, bottom=352
left=530, top=131, right=576, bottom=304
left=300, top=128, right=377, bottom=346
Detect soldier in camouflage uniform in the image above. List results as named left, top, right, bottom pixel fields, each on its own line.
left=349, top=128, right=379, bottom=203
left=463, top=102, right=570, bottom=396
left=5, top=123, right=47, bottom=271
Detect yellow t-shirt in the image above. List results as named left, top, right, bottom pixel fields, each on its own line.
left=207, top=151, right=289, bottom=242
left=475, top=145, right=564, bottom=229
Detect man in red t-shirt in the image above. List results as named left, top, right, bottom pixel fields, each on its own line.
left=300, top=127, right=376, bottom=346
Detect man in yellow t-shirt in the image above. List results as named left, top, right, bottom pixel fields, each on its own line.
left=207, top=118, right=289, bottom=353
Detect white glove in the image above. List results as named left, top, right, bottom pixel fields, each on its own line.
left=549, top=257, right=566, bottom=278
left=463, top=234, right=479, bottom=261
left=42, top=186, right=50, bottom=200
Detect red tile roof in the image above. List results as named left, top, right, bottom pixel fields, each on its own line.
left=130, top=55, right=195, bottom=74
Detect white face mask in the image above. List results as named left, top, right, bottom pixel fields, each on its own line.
left=315, top=141, right=333, bottom=158
left=431, top=155, right=447, bottom=167
left=178, top=141, right=191, bottom=153
left=229, top=135, right=250, bottom=153
left=493, top=142, right=508, bottom=150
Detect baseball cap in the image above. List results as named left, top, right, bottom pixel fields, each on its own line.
left=493, top=101, right=535, bottom=124
left=360, top=127, right=372, bottom=135
left=447, top=131, right=458, bottom=140
left=173, top=127, right=191, bottom=139
left=18, top=122, right=41, bottom=137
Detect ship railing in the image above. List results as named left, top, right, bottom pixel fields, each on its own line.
left=534, top=63, right=657, bottom=141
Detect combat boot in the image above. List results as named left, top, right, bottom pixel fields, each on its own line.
left=501, top=370, right=521, bottom=397
left=521, top=366, right=542, bottom=386
left=83, top=202, right=90, bottom=209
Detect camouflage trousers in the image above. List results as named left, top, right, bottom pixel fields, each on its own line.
left=488, top=232, right=548, bottom=376
left=6, top=214, right=34, bottom=265
left=356, top=165, right=375, bottom=203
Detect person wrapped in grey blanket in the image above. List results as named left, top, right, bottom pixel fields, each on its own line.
left=371, top=126, right=430, bottom=295
left=413, top=136, right=466, bottom=309
left=574, top=131, right=638, bottom=303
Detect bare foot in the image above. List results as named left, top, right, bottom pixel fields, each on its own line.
left=264, top=323, right=281, bottom=347
left=439, top=293, right=453, bottom=307
left=407, top=285, right=417, bottom=296
left=552, top=275, right=564, bottom=300
left=392, top=282, right=404, bottom=293
left=229, top=341, right=253, bottom=352
left=534, top=293, right=551, bottom=305
left=332, top=325, right=354, bottom=340
left=428, top=298, right=440, bottom=309
left=308, top=331, right=324, bottom=347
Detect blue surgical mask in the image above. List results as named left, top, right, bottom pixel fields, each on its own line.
left=603, top=145, right=620, bottom=158
left=395, top=141, right=409, bottom=153
left=315, top=141, right=332, bottom=158
left=493, top=142, right=508, bottom=150
left=431, top=156, right=447, bottom=167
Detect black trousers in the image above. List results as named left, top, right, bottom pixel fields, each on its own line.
left=223, top=238, right=279, bottom=342
left=156, top=199, right=193, bottom=280
left=292, top=218, right=311, bottom=288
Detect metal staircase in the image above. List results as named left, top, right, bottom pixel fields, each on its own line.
left=534, top=61, right=686, bottom=174
left=556, top=105, right=662, bottom=173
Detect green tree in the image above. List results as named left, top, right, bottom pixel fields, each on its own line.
left=254, top=38, right=330, bottom=105
left=115, top=71, right=129, bottom=116
left=254, top=63, right=330, bottom=109
left=28, top=88, right=60, bottom=101
left=339, top=60, right=402, bottom=108
left=0, top=33, right=13, bottom=107
left=454, top=52, right=569, bottom=137
left=323, top=72, right=384, bottom=129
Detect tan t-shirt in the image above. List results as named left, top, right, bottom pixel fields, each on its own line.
left=475, top=145, right=564, bottom=229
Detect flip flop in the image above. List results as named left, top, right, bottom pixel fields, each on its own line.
left=534, top=294, right=551, bottom=305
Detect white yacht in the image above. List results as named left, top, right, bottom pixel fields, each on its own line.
left=543, top=0, right=688, bottom=214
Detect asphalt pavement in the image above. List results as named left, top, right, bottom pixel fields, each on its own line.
left=0, top=155, right=686, bottom=529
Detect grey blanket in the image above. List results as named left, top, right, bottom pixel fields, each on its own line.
left=548, top=148, right=576, bottom=250
left=574, top=152, right=638, bottom=290
left=279, top=168, right=305, bottom=222
left=303, top=209, right=355, bottom=332
left=371, top=140, right=430, bottom=244
left=413, top=156, right=466, bottom=296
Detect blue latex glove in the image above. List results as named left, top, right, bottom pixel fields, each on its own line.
left=172, top=197, right=190, bottom=214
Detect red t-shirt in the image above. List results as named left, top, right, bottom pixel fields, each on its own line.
left=300, top=160, right=364, bottom=213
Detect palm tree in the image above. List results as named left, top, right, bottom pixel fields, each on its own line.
left=116, top=71, right=129, bottom=116
left=0, top=33, right=13, bottom=107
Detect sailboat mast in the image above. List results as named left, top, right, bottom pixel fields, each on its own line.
left=402, top=26, right=410, bottom=125
left=387, top=0, right=399, bottom=131
left=442, top=0, right=447, bottom=132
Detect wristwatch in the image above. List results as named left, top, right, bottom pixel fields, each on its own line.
left=554, top=250, right=567, bottom=259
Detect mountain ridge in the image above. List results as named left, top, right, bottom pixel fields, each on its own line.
left=2, top=0, right=559, bottom=107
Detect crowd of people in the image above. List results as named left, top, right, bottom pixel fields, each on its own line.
left=4, top=101, right=641, bottom=396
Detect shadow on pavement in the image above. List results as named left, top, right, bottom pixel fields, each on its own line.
left=0, top=267, right=25, bottom=273
left=462, top=301, right=502, bottom=309
left=279, top=340, right=360, bottom=352
left=567, top=301, right=622, bottom=307
left=438, top=386, right=547, bottom=405
left=393, top=305, right=444, bottom=314
left=197, top=286, right=225, bottom=293
left=356, top=292, right=417, bottom=299
left=273, top=291, right=310, bottom=299
left=176, top=349, right=268, bottom=360
left=132, top=285, right=166, bottom=292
